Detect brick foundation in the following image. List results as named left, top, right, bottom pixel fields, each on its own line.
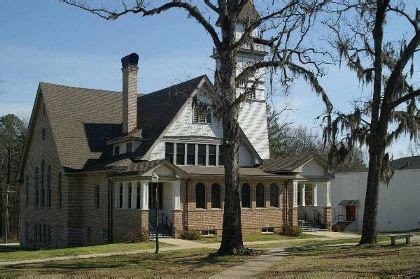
left=172, top=210, right=183, bottom=238
left=323, top=206, right=332, bottom=231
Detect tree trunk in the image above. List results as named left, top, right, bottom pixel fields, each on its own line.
left=217, top=13, right=245, bottom=253
left=360, top=138, right=384, bottom=245
left=219, top=112, right=244, bottom=254
left=359, top=0, right=387, bottom=246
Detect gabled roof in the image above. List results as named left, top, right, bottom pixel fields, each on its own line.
left=29, top=76, right=207, bottom=171
left=135, top=75, right=207, bottom=157
left=260, top=154, right=316, bottom=173
left=38, top=83, right=123, bottom=171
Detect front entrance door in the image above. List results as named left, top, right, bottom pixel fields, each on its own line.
left=149, top=183, right=163, bottom=224
left=345, top=206, right=356, bottom=222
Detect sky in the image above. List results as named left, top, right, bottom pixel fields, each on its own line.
left=0, top=0, right=418, bottom=159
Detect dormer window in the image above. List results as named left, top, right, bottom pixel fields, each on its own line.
left=193, top=104, right=212, bottom=124
left=114, top=145, right=120, bottom=156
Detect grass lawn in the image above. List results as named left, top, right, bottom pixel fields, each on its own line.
left=197, top=233, right=320, bottom=244
left=0, top=248, right=252, bottom=278
left=259, top=244, right=420, bottom=278
left=0, top=241, right=169, bottom=262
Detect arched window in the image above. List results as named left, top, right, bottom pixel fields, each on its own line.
left=119, top=183, right=123, bottom=208
left=128, top=182, right=132, bottom=208
left=58, top=172, right=63, bottom=208
left=47, top=165, right=51, bottom=207
left=211, top=183, right=221, bottom=208
left=41, top=160, right=45, bottom=207
left=195, top=183, right=206, bottom=209
left=136, top=182, right=141, bottom=209
left=256, top=183, right=265, bottom=208
left=35, top=167, right=39, bottom=207
left=241, top=183, right=251, bottom=208
left=270, top=184, right=279, bottom=207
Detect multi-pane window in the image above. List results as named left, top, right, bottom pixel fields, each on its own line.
left=211, top=183, right=221, bottom=208
left=128, top=182, right=132, bottom=208
left=58, top=172, right=63, bottom=208
left=193, top=104, right=212, bottom=124
left=270, top=184, right=279, bottom=207
left=176, top=143, right=185, bottom=165
left=126, top=142, right=133, bottom=153
left=219, top=145, right=224, bottom=165
left=208, top=145, right=216, bottom=166
left=41, top=160, right=45, bottom=207
left=195, top=183, right=206, bottom=209
left=165, top=142, right=174, bottom=163
left=241, top=184, right=251, bottom=208
left=95, top=185, right=100, bottom=209
left=35, top=167, right=39, bottom=207
left=187, top=144, right=195, bottom=165
left=256, top=184, right=265, bottom=208
left=47, top=166, right=51, bottom=207
left=197, top=144, right=206, bottom=166
left=119, top=183, right=123, bottom=208
left=136, top=182, right=141, bottom=209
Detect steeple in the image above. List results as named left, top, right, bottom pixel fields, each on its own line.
left=213, top=1, right=271, bottom=160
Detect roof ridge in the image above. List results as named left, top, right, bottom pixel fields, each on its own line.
left=141, top=75, right=207, bottom=97
left=39, top=82, right=121, bottom=94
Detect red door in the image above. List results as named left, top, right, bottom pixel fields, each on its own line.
left=346, top=206, right=356, bottom=221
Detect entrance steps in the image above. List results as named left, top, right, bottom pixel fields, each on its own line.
left=298, top=220, right=327, bottom=232
left=149, top=225, right=173, bottom=239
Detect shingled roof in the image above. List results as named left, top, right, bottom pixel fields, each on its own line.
left=260, top=154, right=324, bottom=173
left=390, top=156, right=420, bottom=170
left=36, top=75, right=207, bottom=171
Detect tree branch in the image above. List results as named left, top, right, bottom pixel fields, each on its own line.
left=391, top=89, right=420, bottom=109
left=61, top=0, right=222, bottom=49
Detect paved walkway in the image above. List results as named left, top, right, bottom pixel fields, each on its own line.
left=210, top=248, right=289, bottom=279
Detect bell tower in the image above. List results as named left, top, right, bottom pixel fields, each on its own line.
left=214, top=1, right=270, bottom=160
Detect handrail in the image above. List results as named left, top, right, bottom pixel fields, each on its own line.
left=161, top=212, right=173, bottom=230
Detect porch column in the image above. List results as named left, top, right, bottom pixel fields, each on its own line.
left=301, top=184, right=306, bottom=206
left=172, top=180, right=181, bottom=210
left=140, top=181, right=149, bottom=210
left=313, top=184, right=318, bottom=206
left=326, top=181, right=331, bottom=207
left=292, top=181, right=298, bottom=208
left=172, top=180, right=182, bottom=238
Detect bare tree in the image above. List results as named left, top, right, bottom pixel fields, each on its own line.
left=324, top=1, right=419, bottom=245
left=61, top=0, right=332, bottom=254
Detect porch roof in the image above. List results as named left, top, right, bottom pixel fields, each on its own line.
left=178, top=166, right=295, bottom=179
left=338, top=200, right=360, bottom=206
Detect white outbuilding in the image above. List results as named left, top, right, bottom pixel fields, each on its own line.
left=331, top=156, right=420, bottom=232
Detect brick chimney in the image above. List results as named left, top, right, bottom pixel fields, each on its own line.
left=121, top=53, right=139, bottom=134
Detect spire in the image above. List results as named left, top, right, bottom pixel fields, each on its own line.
left=237, top=0, right=259, bottom=25
left=216, top=0, right=260, bottom=26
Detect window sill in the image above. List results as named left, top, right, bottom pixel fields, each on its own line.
left=261, top=232, right=274, bottom=235
left=195, top=208, right=207, bottom=211
left=210, top=208, right=222, bottom=211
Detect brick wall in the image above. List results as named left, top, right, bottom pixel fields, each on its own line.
left=182, top=178, right=287, bottom=235
left=20, top=97, right=69, bottom=248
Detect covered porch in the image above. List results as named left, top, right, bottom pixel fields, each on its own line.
left=110, top=160, right=185, bottom=240
left=292, top=180, right=332, bottom=230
